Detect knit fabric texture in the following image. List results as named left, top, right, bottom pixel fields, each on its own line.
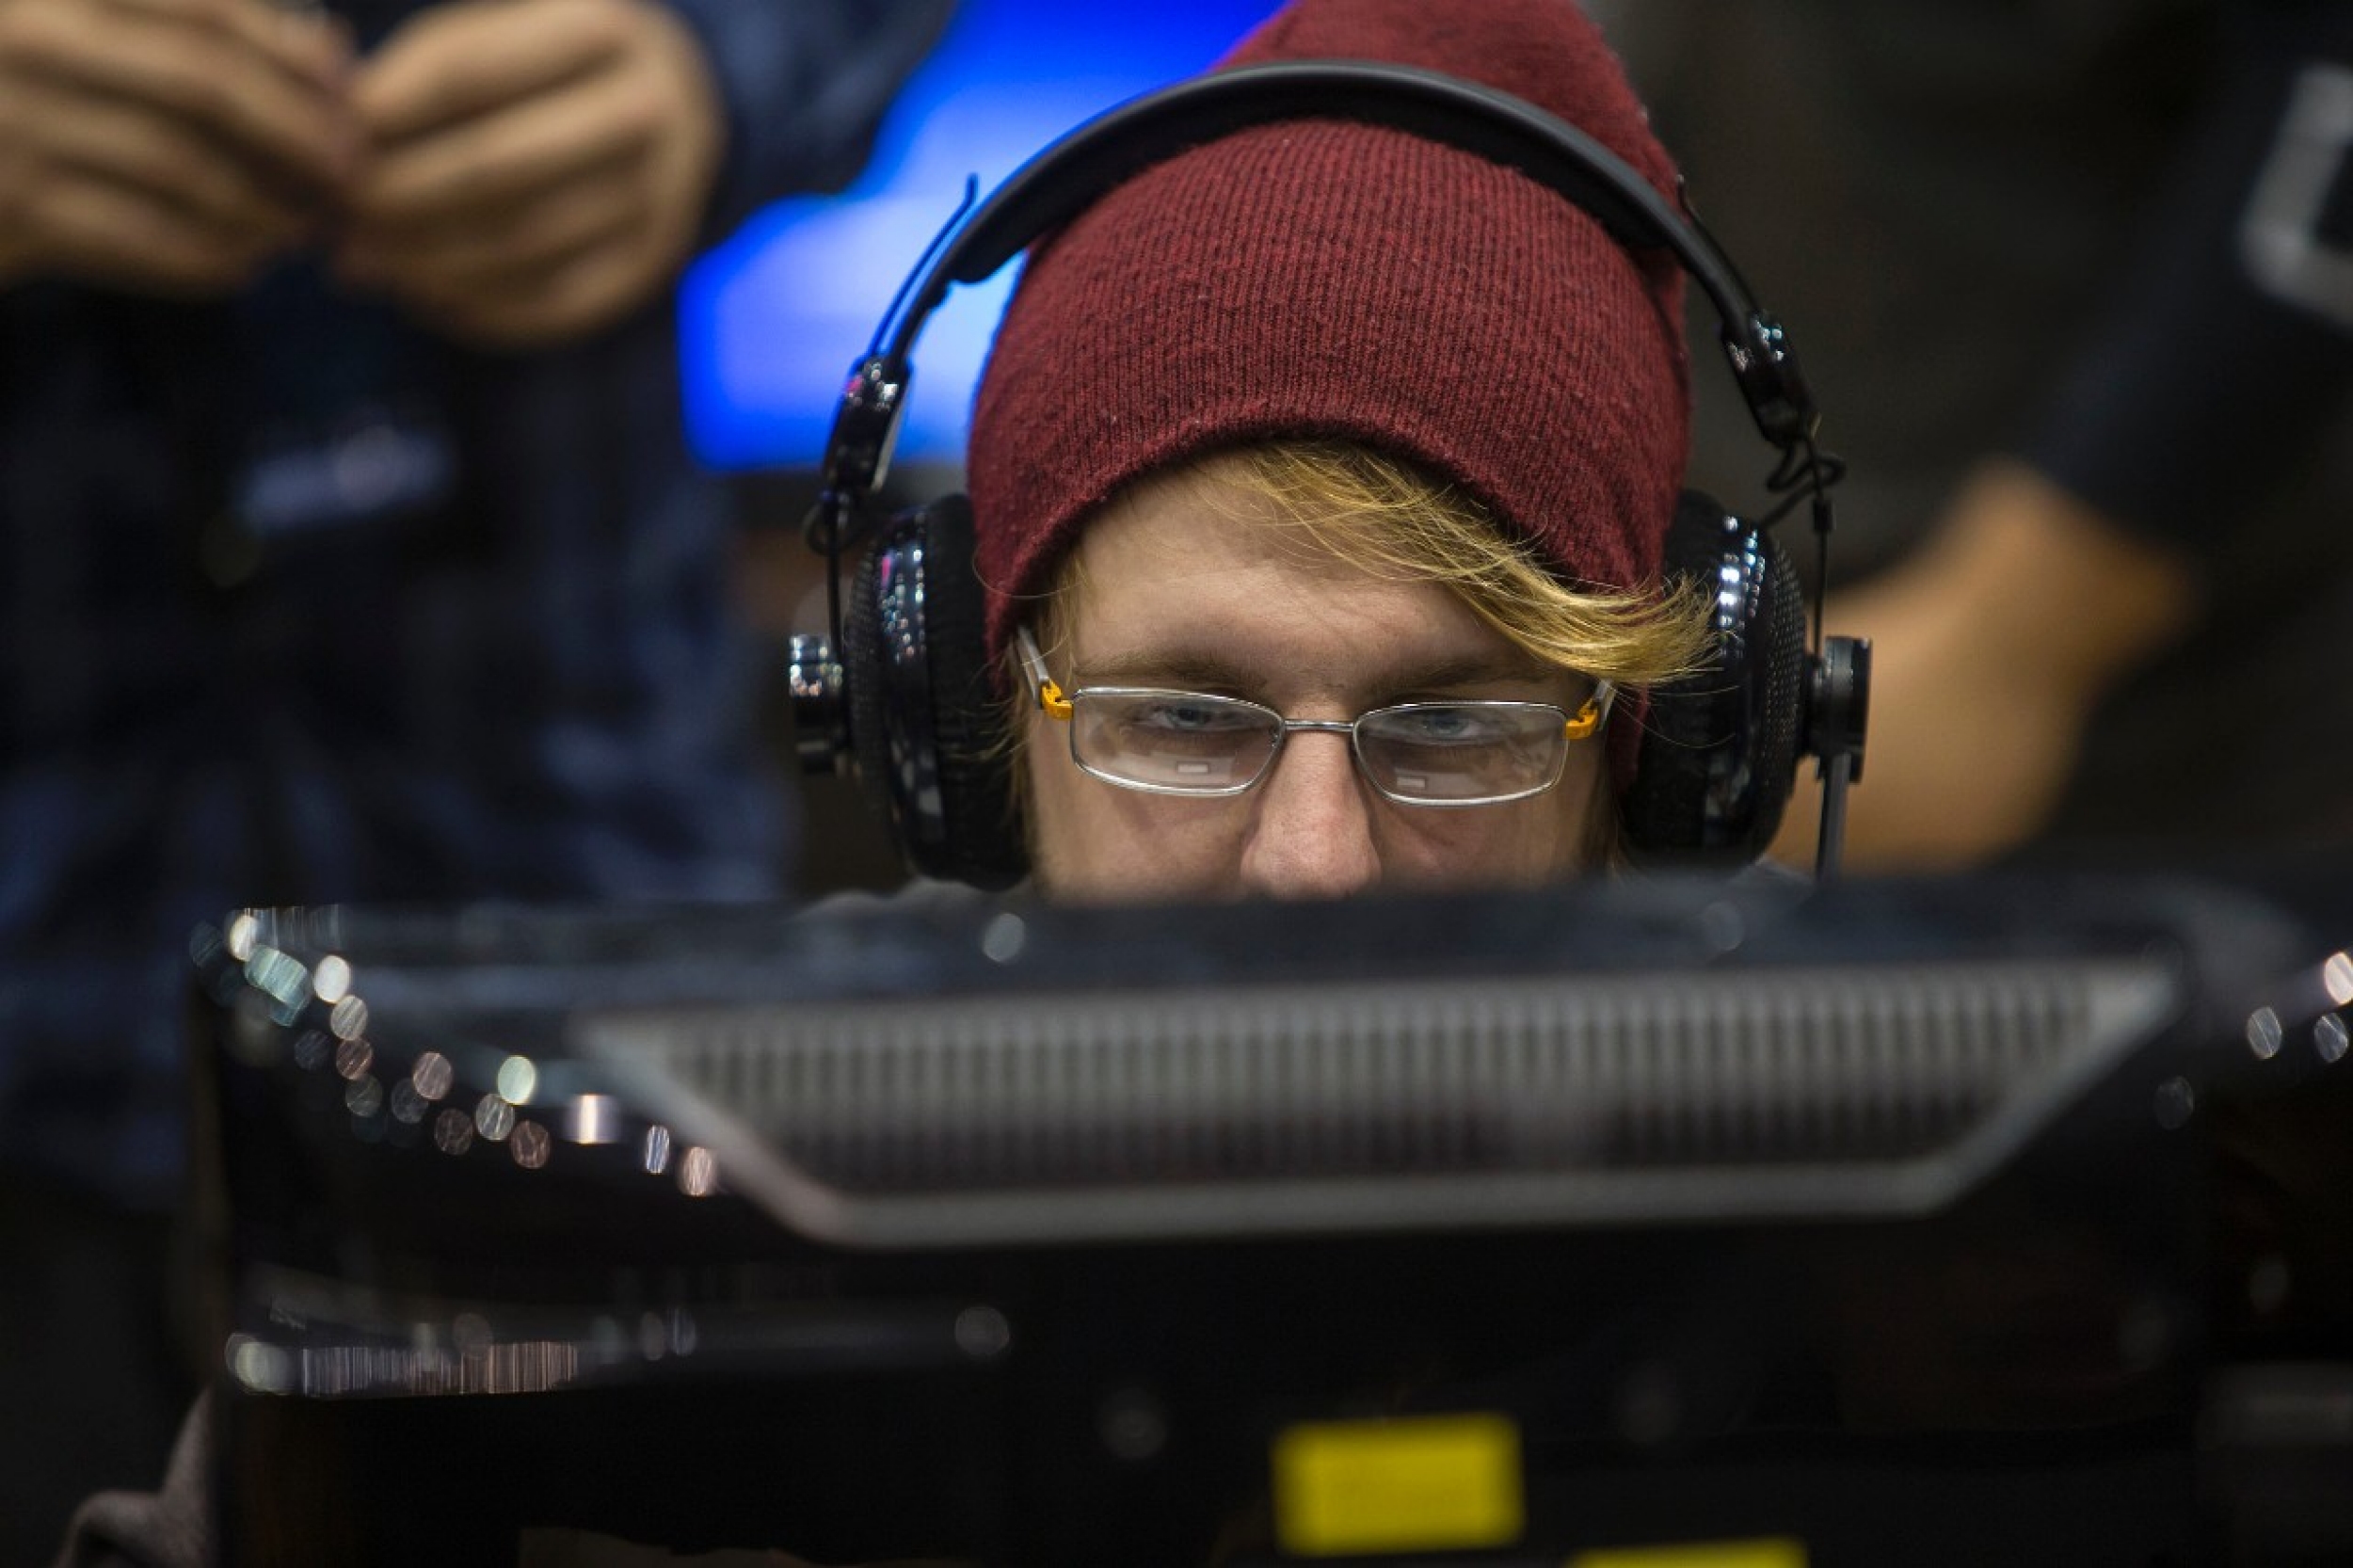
left=966, top=0, right=1692, bottom=694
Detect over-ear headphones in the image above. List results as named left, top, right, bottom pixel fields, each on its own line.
left=789, top=59, right=1868, bottom=890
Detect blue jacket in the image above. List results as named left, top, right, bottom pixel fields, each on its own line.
left=0, top=0, right=953, bottom=1206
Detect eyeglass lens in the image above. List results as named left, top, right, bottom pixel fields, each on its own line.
left=1071, top=694, right=1279, bottom=792
left=1068, top=692, right=1567, bottom=803
left=1356, top=705, right=1567, bottom=802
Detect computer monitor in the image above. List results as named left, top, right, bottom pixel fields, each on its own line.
left=194, top=866, right=2353, bottom=1565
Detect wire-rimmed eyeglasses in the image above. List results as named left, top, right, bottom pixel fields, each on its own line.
left=1017, top=628, right=1613, bottom=808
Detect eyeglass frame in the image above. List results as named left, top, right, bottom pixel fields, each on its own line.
left=1015, top=627, right=1615, bottom=808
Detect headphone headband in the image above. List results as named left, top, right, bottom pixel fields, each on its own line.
left=907, top=62, right=1706, bottom=335
left=821, top=60, right=1819, bottom=531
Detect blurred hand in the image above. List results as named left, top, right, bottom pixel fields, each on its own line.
left=0, top=0, right=355, bottom=293
left=337, top=0, right=723, bottom=348
left=1770, top=459, right=2196, bottom=872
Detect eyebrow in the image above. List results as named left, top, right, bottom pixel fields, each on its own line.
left=1075, top=648, right=1569, bottom=695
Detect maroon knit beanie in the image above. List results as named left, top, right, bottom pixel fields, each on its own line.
left=967, top=0, right=1690, bottom=779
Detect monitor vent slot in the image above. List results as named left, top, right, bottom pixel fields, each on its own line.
left=595, top=961, right=2170, bottom=1192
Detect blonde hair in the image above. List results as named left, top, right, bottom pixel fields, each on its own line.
left=1001, top=440, right=1715, bottom=859
left=1210, top=441, right=1712, bottom=684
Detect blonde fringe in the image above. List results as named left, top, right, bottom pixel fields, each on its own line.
left=1212, top=441, right=1713, bottom=687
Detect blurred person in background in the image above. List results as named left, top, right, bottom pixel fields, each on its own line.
left=0, top=0, right=949, bottom=1556
left=1593, top=0, right=2353, bottom=872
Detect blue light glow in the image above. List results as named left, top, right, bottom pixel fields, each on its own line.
left=679, top=0, right=1286, bottom=473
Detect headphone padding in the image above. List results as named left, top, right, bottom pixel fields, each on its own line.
left=840, top=533, right=900, bottom=840
left=907, top=496, right=1027, bottom=888
left=1622, top=490, right=1808, bottom=865
left=841, top=499, right=1027, bottom=889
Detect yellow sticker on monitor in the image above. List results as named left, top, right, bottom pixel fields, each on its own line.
left=1271, top=1413, right=1523, bottom=1557
left=1571, top=1539, right=1808, bottom=1568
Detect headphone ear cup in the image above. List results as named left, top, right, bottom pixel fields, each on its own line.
left=912, top=496, right=1028, bottom=888
left=1622, top=489, right=1809, bottom=866
left=839, top=496, right=1028, bottom=889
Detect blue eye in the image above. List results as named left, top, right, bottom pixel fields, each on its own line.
left=1130, top=696, right=1259, bottom=733
left=1384, top=706, right=1501, bottom=744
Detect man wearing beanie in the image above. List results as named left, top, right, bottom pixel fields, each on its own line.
left=967, top=0, right=1717, bottom=901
